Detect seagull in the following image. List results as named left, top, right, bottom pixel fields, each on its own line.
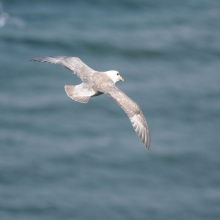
left=29, top=56, right=151, bottom=150
left=0, top=1, right=26, bottom=29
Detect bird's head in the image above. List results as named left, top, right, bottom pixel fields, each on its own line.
left=105, top=70, right=124, bottom=84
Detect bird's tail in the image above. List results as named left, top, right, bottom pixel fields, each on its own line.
left=64, top=85, right=90, bottom=103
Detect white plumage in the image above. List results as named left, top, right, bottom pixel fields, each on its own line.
left=29, top=56, right=151, bottom=150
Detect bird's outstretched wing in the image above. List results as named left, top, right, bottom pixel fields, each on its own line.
left=29, top=56, right=96, bottom=82
left=106, top=85, right=150, bottom=150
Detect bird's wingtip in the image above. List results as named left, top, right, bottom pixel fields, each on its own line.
left=146, top=145, right=150, bottom=151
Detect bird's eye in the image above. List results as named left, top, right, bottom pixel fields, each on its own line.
left=117, top=73, right=119, bottom=75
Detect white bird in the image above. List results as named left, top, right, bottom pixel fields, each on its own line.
left=0, top=1, right=26, bottom=29
left=0, top=12, right=8, bottom=28
left=29, top=56, right=151, bottom=150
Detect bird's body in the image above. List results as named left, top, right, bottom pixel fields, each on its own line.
left=29, top=56, right=151, bottom=150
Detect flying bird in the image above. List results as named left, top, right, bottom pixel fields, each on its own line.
left=0, top=1, right=26, bottom=29
left=29, top=56, right=151, bottom=150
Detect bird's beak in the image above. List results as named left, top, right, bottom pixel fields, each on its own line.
left=120, top=77, right=124, bottom=82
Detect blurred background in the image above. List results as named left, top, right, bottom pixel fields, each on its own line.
left=0, top=0, right=220, bottom=219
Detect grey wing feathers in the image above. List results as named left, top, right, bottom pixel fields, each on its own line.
left=130, top=113, right=150, bottom=151
left=29, top=56, right=96, bottom=82
left=29, top=56, right=67, bottom=64
left=106, top=86, right=150, bottom=150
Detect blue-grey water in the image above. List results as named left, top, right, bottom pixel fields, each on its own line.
left=1, top=0, right=220, bottom=219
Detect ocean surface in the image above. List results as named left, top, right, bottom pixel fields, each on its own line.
left=1, top=0, right=220, bottom=219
